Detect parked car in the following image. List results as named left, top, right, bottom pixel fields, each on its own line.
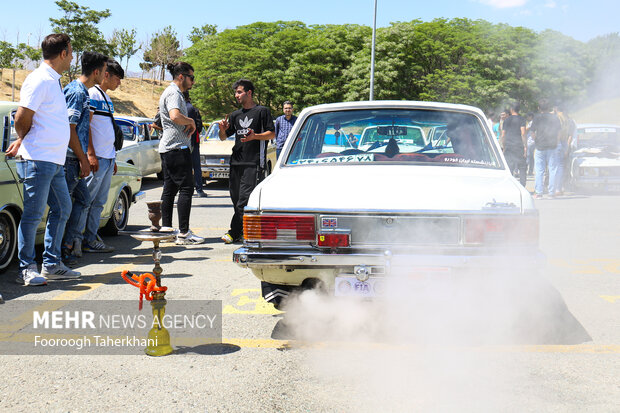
left=0, top=102, right=145, bottom=272
left=569, top=124, right=620, bottom=192
left=232, top=101, right=543, bottom=307
left=115, top=116, right=162, bottom=178
left=199, top=122, right=277, bottom=182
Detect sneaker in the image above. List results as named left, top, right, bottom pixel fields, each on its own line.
left=176, top=230, right=206, bottom=245
left=41, top=262, right=81, bottom=280
left=533, top=194, right=543, bottom=199
left=72, top=238, right=83, bottom=258
left=195, top=190, right=208, bottom=198
left=16, top=264, right=47, bottom=286
left=159, top=226, right=176, bottom=233
left=82, top=239, right=115, bottom=253
left=221, top=233, right=234, bottom=244
left=61, top=247, right=78, bottom=267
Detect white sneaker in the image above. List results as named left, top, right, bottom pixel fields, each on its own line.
left=41, top=262, right=81, bottom=280
left=16, top=264, right=47, bottom=286
left=176, top=230, right=206, bottom=245
left=159, top=226, right=176, bottom=233
left=73, top=238, right=83, bottom=258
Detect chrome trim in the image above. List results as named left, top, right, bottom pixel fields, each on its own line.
left=233, top=246, right=545, bottom=271
left=250, top=208, right=537, bottom=216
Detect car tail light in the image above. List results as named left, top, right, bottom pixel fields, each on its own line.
left=317, top=233, right=350, bottom=248
left=464, top=216, right=538, bottom=245
left=244, top=215, right=315, bottom=241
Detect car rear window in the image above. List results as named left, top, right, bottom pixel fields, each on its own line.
left=285, top=109, right=501, bottom=168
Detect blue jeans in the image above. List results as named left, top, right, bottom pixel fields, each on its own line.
left=63, top=158, right=91, bottom=245
left=554, top=141, right=568, bottom=192
left=83, top=157, right=115, bottom=244
left=534, top=146, right=560, bottom=195
left=16, top=160, right=71, bottom=269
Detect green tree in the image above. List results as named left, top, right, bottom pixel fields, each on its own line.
left=188, top=24, right=217, bottom=44
left=112, top=28, right=140, bottom=73
left=143, top=26, right=182, bottom=83
left=49, top=0, right=112, bottom=79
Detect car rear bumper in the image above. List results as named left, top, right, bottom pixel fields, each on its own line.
left=233, top=246, right=546, bottom=272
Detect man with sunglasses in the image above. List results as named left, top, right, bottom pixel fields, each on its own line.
left=157, top=61, right=205, bottom=245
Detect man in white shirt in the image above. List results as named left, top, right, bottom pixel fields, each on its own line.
left=81, top=59, right=124, bottom=253
left=6, top=33, right=81, bottom=285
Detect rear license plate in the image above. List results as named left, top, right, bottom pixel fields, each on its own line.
left=334, top=276, right=383, bottom=297
left=209, top=171, right=229, bottom=179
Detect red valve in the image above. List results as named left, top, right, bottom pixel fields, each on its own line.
left=121, top=270, right=168, bottom=310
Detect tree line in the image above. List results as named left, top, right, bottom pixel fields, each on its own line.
left=185, top=19, right=620, bottom=120
left=1, top=0, right=619, bottom=121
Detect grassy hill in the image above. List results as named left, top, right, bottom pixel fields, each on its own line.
left=0, top=68, right=166, bottom=118
left=572, top=97, right=620, bottom=126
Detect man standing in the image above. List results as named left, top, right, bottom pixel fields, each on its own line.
left=6, top=33, right=79, bottom=285
left=500, top=102, right=527, bottom=187
left=183, top=90, right=206, bottom=197
left=81, top=59, right=125, bottom=253
left=158, top=62, right=205, bottom=245
left=219, top=79, right=275, bottom=244
left=61, top=51, right=108, bottom=263
left=274, top=101, right=297, bottom=159
left=531, top=99, right=562, bottom=199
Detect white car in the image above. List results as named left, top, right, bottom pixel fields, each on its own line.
left=115, top=116, right=162, bottom=178
left=233, top=101, right=543, bottom=307
left=570, top=124, right=620, bottom=192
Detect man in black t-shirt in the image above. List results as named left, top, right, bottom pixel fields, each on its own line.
left=501, top=102, right=527, bottom=187
left=218, top=79, right=275, bottom=244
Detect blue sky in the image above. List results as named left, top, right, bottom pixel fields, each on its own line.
left=1, top=0, right=617, bottom=72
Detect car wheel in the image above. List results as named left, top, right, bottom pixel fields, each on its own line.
left=103, top=189, right=129, bottom=235
left=0, top=209, right=18, bottom=273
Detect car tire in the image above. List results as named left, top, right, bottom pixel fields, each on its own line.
left=103, top=189, right=129, bottom=235
left=0, top=209, right=18, bottom=273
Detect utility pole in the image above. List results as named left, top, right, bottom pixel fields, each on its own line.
left=369, top=0, right=377, bottom=100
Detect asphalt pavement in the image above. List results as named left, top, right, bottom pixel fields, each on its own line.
left=0, top=175, right=618, bottom=412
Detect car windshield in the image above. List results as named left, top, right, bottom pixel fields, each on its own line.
left=285, top=109, right=500, bottom=168
left=576, top=127, right=619, bottom=150
left=205, top=123, right=235, bottom=141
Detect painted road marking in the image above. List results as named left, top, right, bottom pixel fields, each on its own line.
left=600, top=295, right=620, bottom=303
left=550, top=258, right=620, bottom=275
left=223, top=288, right=282, bottom=315
left=0, top=264, right=135, bottom=333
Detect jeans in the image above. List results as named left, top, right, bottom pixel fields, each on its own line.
left=63, top=157, right=91, bottom=245
left=276, top=148, right=282, bottom=159
left=160, top=149, right=193, bottom=233
left=554, top=141, right=568, bottom=193
left=534, top=146, right=560, bottom=195
left=16, top=160, right=71, bottom=269
left=191, top=143, right=203, bottom=191
left=83, top=157, right=115, bottom=244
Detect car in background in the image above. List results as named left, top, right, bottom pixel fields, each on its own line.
left=233, top=101, right=543, bottom=307
left=357, top=125, right=427, bottom=153
left=570, top=124, right=620, bottom=192
left=199, top=122, right=277, bottom=182
left=115, top=116, right=162, bottom=178
left=0, top=102, right=144, bottom=272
